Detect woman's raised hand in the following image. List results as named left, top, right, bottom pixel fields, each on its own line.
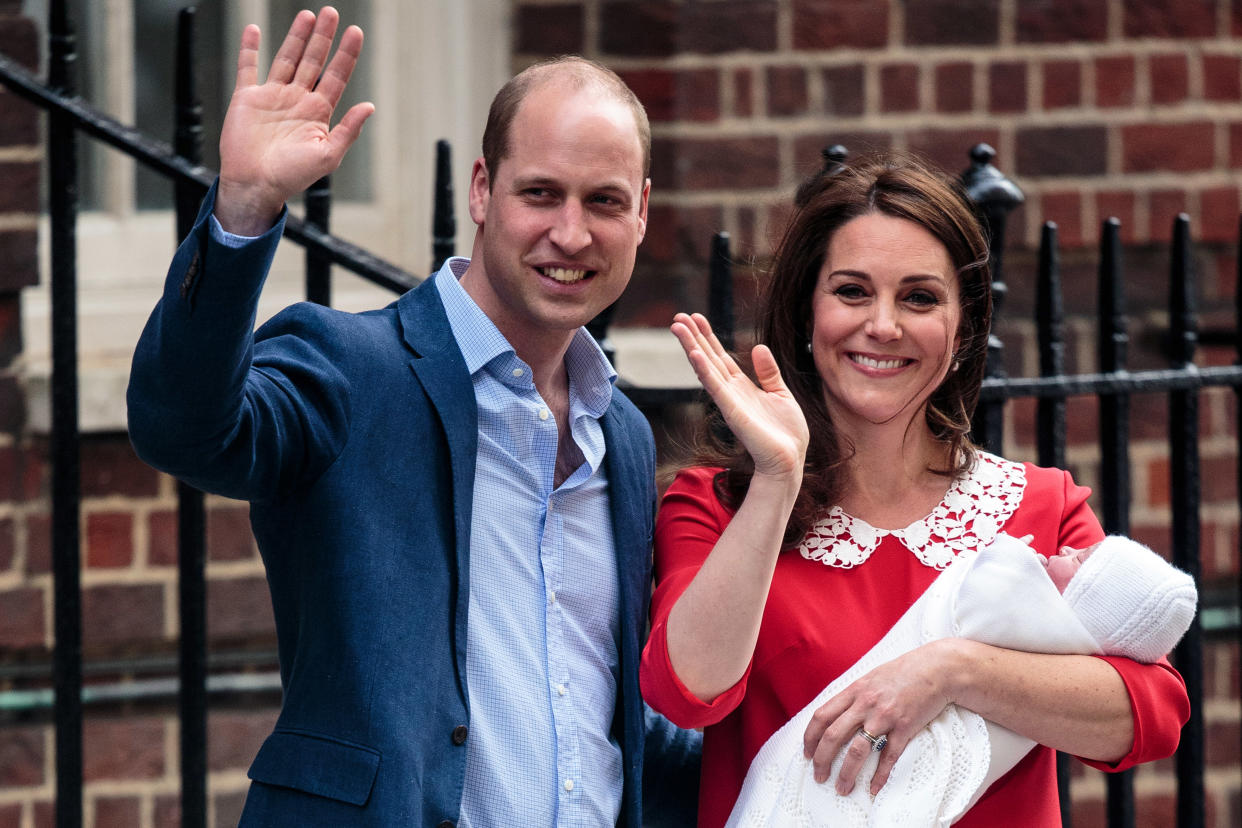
left=216, top=7, right=374, bottom=235
left=671, top=312, right=809, bottom=482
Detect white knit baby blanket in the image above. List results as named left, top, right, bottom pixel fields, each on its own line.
left=726, top=534, right=1100, bottom=828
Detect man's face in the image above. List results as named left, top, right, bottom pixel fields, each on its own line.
left=463, top=81, right=649, bottom=356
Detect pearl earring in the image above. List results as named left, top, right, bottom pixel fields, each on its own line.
left=805, top=341, right=813, bottom=353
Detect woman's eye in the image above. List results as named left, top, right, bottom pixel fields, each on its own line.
left=906, top=290, right=939, bottom=307
left=833, top=284, right=867, bottom=300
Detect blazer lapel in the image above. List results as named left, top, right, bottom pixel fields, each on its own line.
left=398, top=281, right=478, bottom=700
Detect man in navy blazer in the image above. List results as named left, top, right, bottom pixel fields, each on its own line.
left=128, top=7, right=698, bottom=826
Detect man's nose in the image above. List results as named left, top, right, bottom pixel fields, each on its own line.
left=548, top=201, right=591, bottom=255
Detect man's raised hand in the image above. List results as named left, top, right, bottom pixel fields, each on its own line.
left=216, top=6, right=374, bottom=235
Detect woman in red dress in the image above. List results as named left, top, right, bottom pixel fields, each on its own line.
left=639, top=155, right=1189, bottom=827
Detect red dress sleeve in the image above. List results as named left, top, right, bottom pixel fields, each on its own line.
left=1029, top=464, right=1191, bottom=770
left=640, top=467, right=752, bottom=729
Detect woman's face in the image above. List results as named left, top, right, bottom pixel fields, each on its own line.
left=809, top=212, right=961, bottom=431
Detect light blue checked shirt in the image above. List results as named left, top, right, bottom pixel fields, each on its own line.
left=210, top=216, right=628, bottom=823
left=435, top=259, right=624, bottom=827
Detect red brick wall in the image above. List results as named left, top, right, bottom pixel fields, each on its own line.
left=514, top=1, right=1241, bottom=825
left=1, top=1, right=1239, bottom=826
left=0, top=6, right=274, bottom=822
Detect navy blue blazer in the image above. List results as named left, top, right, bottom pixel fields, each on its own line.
left=128, top=186, right=698, bottom=826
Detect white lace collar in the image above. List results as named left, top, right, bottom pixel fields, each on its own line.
left=797, top=452, right=1027, bottom=570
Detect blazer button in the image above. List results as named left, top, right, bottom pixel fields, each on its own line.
left=451, top=725, right=468, bottom=746
left=437, top=821, right=455, bottom=828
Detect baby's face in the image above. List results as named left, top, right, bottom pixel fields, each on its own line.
left=1038, top=541, right=1102, bottom=593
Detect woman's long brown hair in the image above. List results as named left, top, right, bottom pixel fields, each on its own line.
left=692, top=154, right=993, bottom=547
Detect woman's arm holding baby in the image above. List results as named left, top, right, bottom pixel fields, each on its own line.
left=802, top=639, right=1134, bottom=795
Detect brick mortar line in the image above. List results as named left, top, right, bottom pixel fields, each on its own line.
left=82, top=780, right=181, bottom=798
left=645, top=175, right=1238, bottom=214
left=1203, top=698, right=1242, bottom=719
left=0, top=147, right=40, bottom=162
left=0, top=214, right=37, bottom=231
left=592, top=40, right=1242, bottom=73
left=647, top=106, right=1242, bottom=140
left=79, top=568, right=175, bottom=587
left=203, top=560, right=267, bottom=578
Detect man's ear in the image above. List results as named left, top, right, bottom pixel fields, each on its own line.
left=636, top=178, right=651, bottom=243
left=468, top=158, right=490, bottom=226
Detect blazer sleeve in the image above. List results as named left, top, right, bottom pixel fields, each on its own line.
left=127, top=181, right=351, bottom=501
left=640, top=704, right=702, bottom=827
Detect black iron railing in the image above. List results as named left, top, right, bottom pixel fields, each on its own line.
left=0, top=4, right=1238, bottom=828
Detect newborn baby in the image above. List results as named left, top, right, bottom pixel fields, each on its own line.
left=727, top=534, right=1198, bottom=828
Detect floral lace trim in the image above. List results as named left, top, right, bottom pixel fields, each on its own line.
left=797, top=452, right=1027, bottom=570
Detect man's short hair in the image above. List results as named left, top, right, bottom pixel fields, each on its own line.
left=481, top=56, right=651, bottom=186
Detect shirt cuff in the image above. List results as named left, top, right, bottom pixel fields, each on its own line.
left=209, top=212, right=281, bottom=248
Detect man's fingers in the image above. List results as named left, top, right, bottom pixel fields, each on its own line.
left=327, top=101, right=375, bottom=157
left=267, top=8, right=317, bottom=84
left=314, top=25, right=364, bottom=108
left=293, top=7, right=343, bottom=89
left=235, top=24, right=261, bottom=90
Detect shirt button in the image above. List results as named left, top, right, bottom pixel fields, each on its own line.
left=539, top=408, right=550, bottom=421
left=564, top=779, right=574, bottom=792
left=557, top=684, right=567, bottom=696
left=512, top=367, right=524, bottom=377
left=548, top=590, right=557, bottom=604
left=451, top=725, right=468, bottom=746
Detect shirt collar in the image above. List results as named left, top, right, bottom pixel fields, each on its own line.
left=433, top=258, right=616, bottom=417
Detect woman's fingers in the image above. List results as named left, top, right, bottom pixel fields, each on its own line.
left=867, top=733, right=908, bottom=795
left=751, top=344, right=788, bottom=394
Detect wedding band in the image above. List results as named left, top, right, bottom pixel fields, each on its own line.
left=859, top=728, right=888, bottom=752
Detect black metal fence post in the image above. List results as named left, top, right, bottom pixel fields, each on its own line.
left=1034, top=222, right=1074, bottom=826
left=709, top=231, right=734, bottom=351
left=961, top=144, right=1024, bottom=454
left=1097, top=217, right=1136, bottom=828
left=1168, top=215, right=1204, bottom=828
left=432, top=138, right=455, bottom=274
left=47, top=1, right=82, bottom=825
left=306, top=175, right=332, bottom=306
left=173, top=8, right=209, bottom=828
left=1236, top=214, right=1242, bottom=782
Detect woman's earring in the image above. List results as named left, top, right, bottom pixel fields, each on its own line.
left=805, top=341, right=814, bottom=353
left=952, top=360, right=961, bottom=372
